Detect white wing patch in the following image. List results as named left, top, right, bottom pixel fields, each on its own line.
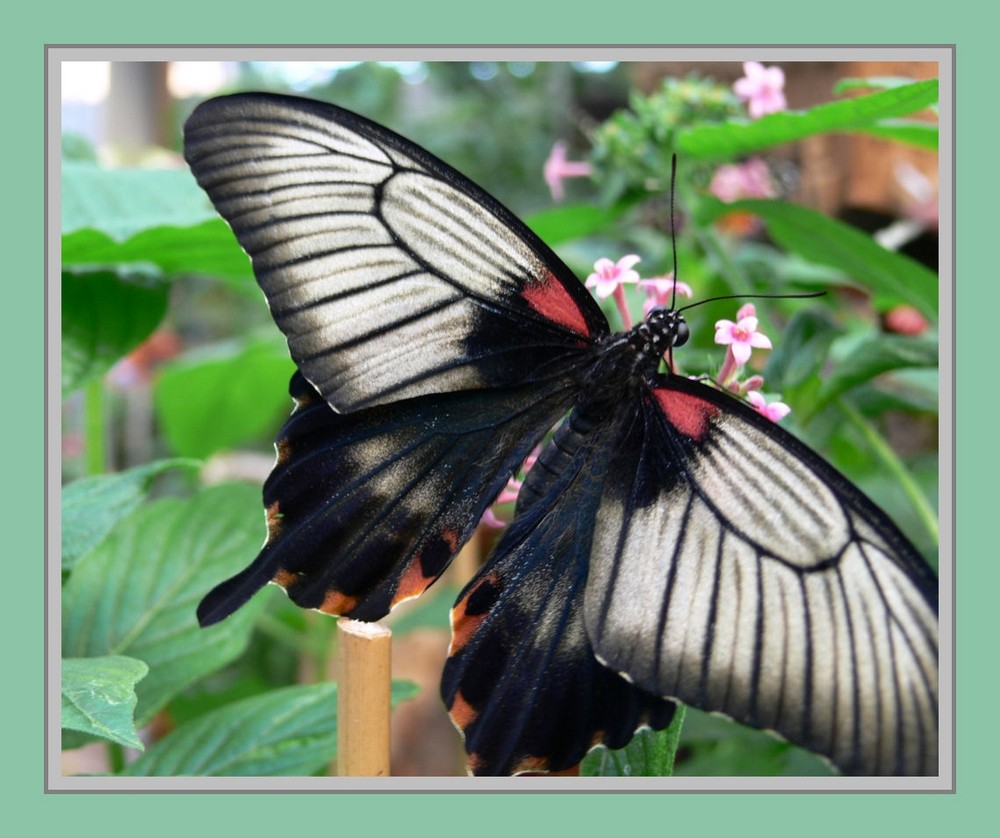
left=584, top=393, right=938, bottom=776
left=184, top=96, right=583, bottom=413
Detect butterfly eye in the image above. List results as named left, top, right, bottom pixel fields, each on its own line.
left=673, top=320, right=690, bottom=347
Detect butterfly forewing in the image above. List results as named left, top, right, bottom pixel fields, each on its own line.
left=583, top=376, right=938, bottom=775
left=183, top=93, right=607, bottom=413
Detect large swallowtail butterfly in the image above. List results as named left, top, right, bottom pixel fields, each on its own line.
left=183, top=92, right=938, bottom=777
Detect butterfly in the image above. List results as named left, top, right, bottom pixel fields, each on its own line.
left=183, top=92, right=938, bottom=777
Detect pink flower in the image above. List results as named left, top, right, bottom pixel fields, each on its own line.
left=708, top=158, right=775, bottom=203
left=733, top=61, right=787, bottom=119
left=482, top=448, right=541, bottom=528
left=543, top=140, right=593, bottom=202
left=715, top=303, right=773, bottom=366
left=585, top=255, right=641, bottom=299
left=638, top=273, right=693, bottom=316
left=747, top=390, right=791, bottom=423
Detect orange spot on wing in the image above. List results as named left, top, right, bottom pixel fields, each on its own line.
left=272, top=568, right=297, bottom=588
left=274, top=437, right=293, bottom=466
left=512, top=755, right=551, bottom=774
left=391, top=557, right=434, bottom=607
left=449, top=576, right=495, bottom=654
left=265, top=501, right=283, bottom=540
left=448, top=689, right=478, bottom=729
left=319, top=589, right=358, bottom=615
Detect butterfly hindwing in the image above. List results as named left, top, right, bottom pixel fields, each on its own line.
left=442, top=408, right=677, bottom=776
left=583, top=375, right=938, bottom=775
left=183, top=93, right=608, bottom=413
left=198, top=371, right=579, bottom=626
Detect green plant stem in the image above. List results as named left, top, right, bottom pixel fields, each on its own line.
left=107, top=742, right=125, bottom=774
left=307, top=611, right=336, bottom=683
left=835, top=397, right=939, bottom=545
left=84, top=379, right=106, bottom=476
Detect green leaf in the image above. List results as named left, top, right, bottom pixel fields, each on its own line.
left=763, top=306, right=842, bottom=392
left=62, top=459, right=201, bottom=570
left=63, top=219, right=254, bottom=285
left=62, top=161, right=219, bottom=241
left=62, top=655, right=149, bottom=750
left=851, top=119, right=938, bottom=150
left=62, top=483, right=269, bottom=726
left=815, top=334, right=939, bottom=412
left=674, top=708, right=834, bottom=776
left=833, top=76, right=926, bottom=94
left=677, top=79, right=938, bottom=158
left=123, top=680, right=418, bottom=776
left=154, top=338, right=297, bottom=458
left=525, top=202, right=628, bottom=246
left=62, top=270, right=170, bottom=393
left=581, top=707, right=686, bottom=777
left=697, top=198, right=938, bottom=322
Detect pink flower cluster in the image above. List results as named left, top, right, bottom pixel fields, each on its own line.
left=714, top=303, right=790, bottom=422
left=734, top=61, right=787, bottom=119
left=584, top=255, right=692, bottom=330
left=543, top=141, right=593, bottom=202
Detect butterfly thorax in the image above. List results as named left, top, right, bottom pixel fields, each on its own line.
left=578, top=307, right=689, bottom=417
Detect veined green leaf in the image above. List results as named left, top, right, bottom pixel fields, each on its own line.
left=62, top=458, right=200, bottom=570
left=62, top=655, right=149, bottom=750
left=62, top=483, right=269, bottom=725
left=581, top=707, right=686, bottom=777
left=124, top=681, right=418, bottom=776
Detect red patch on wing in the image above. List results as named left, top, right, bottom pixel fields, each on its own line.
left=653, top=387, right=719, bottom=441
left=521, top=272, right=591, bottom=338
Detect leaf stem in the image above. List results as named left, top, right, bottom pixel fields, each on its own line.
left=107, top=741, right=125, bottom=774
left=84, top=379, right=107, bottom=475
left=835, top=397, right=939, bottom=545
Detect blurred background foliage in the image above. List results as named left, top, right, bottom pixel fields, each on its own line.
left=60, top=58, right=940, bottom=779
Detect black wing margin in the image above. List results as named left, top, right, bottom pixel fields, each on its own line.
left=584, top=375, right=938, bottom=776
left=183, top=93, right=608, bottom=413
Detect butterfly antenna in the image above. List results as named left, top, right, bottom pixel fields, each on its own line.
left=677, top=290, right=826, bottom=314
left=669, top=154, right=679, bottom=312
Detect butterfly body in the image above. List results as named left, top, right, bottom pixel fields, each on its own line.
left=184, top=92, right=938, bottom=777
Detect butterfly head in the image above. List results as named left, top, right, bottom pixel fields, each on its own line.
left=643, top=305, right=689, bottom=355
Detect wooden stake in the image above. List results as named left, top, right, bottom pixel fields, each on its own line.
left=336, top=618, right=392, bottom=776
